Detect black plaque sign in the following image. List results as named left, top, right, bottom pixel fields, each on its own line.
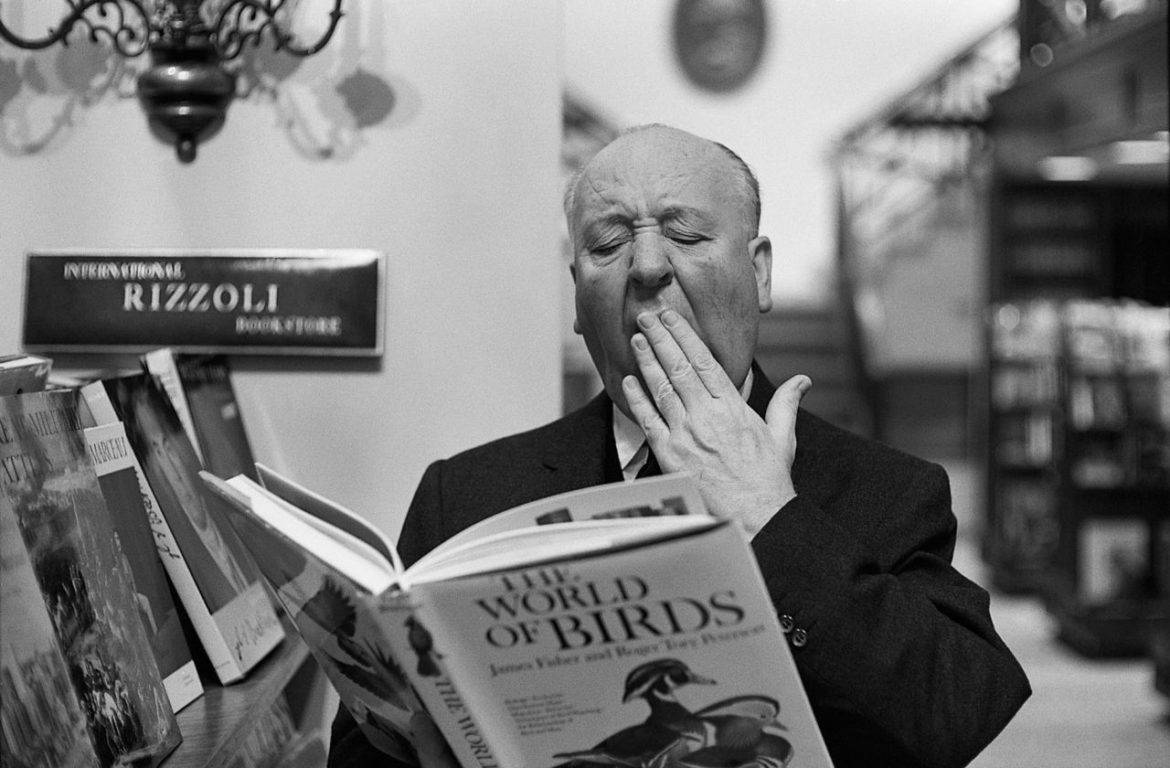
left=22, top=250, right=384, bottom=356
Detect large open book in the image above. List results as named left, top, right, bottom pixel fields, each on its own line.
left=201, top=465, right=833, bottom=768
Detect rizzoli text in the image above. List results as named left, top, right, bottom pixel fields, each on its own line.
left=122, top=282, right=278, bottom=313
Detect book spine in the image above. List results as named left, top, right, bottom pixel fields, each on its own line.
left=380, top=592, right=507, bottom=768
left=131, top=460, right=246, bottom=684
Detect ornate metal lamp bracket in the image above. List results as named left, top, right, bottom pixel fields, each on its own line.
left=0, top=0, right=345, bottom=161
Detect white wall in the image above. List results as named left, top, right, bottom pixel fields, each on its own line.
left=564, top=0, right=1017, bottom=305
left=0, top=0, right=563, bottom=536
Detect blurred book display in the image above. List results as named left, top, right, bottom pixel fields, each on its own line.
left=172, top=354, right=259, bottom=482
left=82, top=421, right=204, bottom=712
left=202, top=466, right=832, bottom=768
left=0, top=389, right=181, bottom=767
left=142, top=349, right=258, bottom=482
left=985, top=299, right=1170, bottom=655
left=0, top=347, right=331, bottom=767
left=83, top=373, right=284, bottom=685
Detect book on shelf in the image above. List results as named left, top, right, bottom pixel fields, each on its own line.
left=141, top=348, right=205, bottom=464
left=82, top=421, right=204, bottom=713
left=2, top=491, right=104, bottom=768
left=200, top=465, right=832, bottom=768
left=0, top=353, right=52, bottom=396
left=170, top=353, right=259, bottom=482
left=0, top=389, right=181, bottom=767
left=80, top=374, right=284, bottom=685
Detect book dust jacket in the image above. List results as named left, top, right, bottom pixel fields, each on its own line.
left=0, top=390, right=180, bottom=767
left=389, top=521, right=832, bottom=768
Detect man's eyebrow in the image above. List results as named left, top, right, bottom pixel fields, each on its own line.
left=660, top=206, right=716, bottom=225
left=581, top=213, right=631, bottom=231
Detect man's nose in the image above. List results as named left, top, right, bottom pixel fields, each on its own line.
left=628, top=229, right=673, bottom=288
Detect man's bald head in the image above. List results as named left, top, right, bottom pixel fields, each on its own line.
left=563, top=124, right=761, bottom=241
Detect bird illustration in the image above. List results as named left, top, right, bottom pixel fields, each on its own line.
left=551, top=659, right=717, bottom=768
left=677, top=696, right=791, bottom=768
left=301, top=578, right=357, bottom=636
left=405, top=614, right=443, bottom=677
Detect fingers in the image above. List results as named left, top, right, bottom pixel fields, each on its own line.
left=632, top=310, right=736, bottom=410
left=622, top=374, right=670, bottom=445
left=765, top=375, right=811, bottom=449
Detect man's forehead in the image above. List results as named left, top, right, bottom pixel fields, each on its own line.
left=576, top=130, right=735, bottom=210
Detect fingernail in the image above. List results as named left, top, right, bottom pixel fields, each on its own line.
left=799, top=376, right=812, bottom=392
left=622, top=375, right=640, bottom=390
left=636, top=312, right=655, bottom=329
left=631, top=333, right=649, bottom=350
left=660, top=308, right=681, bottom=326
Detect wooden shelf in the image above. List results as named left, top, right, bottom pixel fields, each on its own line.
left=163, top=636, right=321, bottom=768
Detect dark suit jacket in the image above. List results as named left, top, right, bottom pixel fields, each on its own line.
left=330, top=367, right=1030, bottom=768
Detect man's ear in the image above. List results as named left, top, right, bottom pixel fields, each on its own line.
left=569, top=261, right=582, bottom=334
left=749, top=236, right=773, bottom=313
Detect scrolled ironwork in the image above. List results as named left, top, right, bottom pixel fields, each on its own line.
left=212, top=0, right=344, bottom=60
left=0, top=0, right=153, bottom=57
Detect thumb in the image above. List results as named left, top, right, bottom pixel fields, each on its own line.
left=765, top=375, right=811, bottom=447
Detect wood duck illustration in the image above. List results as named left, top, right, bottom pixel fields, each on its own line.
left=551, top=658, right=717, bottom=768
left=677, top=696, right=792, bottom=768
left=405, top=614, right=443, bottom=677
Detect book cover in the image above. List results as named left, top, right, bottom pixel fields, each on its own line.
left=97, top=373, right=284, bottom=684
left=174, top=353, right=259, bottom=482
left=203, top=469, right=832, bottom=767
left=141, top=348, right=204, bottom=463
left=396, top=522, right=829, bottom=768
left=0, top=354, right=52, bottom=397
left=0, top=390, right=180, bottom=767
left=1, top=493, right=101, bottom=768
left=83, top=421, right=204, bottom=712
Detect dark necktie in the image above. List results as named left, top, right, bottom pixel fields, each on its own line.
left=636, top=446, right=661, bottom=479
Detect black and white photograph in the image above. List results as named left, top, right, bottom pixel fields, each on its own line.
left=1, top=1, right=1166, bottom=766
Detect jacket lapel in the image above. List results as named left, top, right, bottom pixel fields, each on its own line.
left=536, top=391, right=617, bottom=493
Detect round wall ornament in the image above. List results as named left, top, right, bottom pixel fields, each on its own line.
left=672, top=0, right=768, bottom=93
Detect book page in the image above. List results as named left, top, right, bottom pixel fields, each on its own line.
left=206, top=473, right=398, bottom=595
left=406, top=516, right=719, bottom=587
left=418, top=473, right=707, bottom=568
left=256, top=462, right=402, bottom=572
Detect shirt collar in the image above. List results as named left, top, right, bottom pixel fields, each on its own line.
left=612, top=368, right=755, bottom=474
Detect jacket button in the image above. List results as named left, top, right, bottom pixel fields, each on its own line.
left=778, top=614, right=794, bottom=633
left=792, top=628, right=808, bottom=647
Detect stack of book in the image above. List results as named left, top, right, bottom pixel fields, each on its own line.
left=0, top=351, right=285, bottom=768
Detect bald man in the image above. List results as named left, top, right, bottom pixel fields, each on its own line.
left=328, top=125, right=1029, bottom=768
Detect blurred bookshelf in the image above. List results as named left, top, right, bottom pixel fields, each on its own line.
left=981, top=1, right=1168, bottom=659
left=983, top=299, right=1170, bottom=656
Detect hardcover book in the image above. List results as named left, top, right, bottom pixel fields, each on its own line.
left=172, top=353, right=259, bottom=482
left=141, top=348, right=204, bottom=463
left=1, top=493, right=101, bottom=768
left=83, top=421, right=204, bottom=712
left=0, top=389, right=181, bottom=767
left=201, top=465, right=832, bottom=768
left=84, top=374, right=284, bottom=684
left=0, top=353, right=52, bottom=396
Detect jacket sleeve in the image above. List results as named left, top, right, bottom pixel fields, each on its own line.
left=751, top=461, right=1030, bottom=768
